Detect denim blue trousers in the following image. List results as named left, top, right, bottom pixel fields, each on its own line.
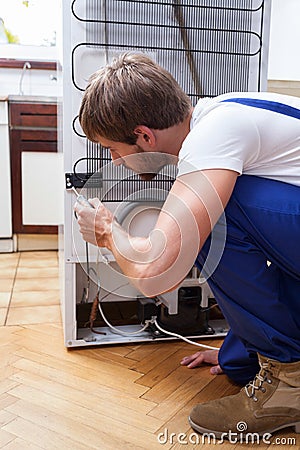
left=196, top=175, right=300, bottom=385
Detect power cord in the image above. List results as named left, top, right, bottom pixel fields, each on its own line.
left=97, top=300, right=150, bottom=336
left=96, top=281, right=151, bottom=336
left=95, top=282, right=220, bottom=346
left=151, top=317, right=220, bottom=350
left=86, top=249, right=220, bottom=345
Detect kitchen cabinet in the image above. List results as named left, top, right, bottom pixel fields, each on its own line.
left=0, top=98, right=13, bottom=251
left=9, top=98, right=59, bottom=234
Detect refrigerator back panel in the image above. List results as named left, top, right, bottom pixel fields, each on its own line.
left=69, top=0, right=270, bottom=186
left=62, top=0, right=271, bottom=346
left=72, top=0, right=269, bottom=98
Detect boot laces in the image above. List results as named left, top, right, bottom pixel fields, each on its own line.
left=244, top=362, right=272, bottom=401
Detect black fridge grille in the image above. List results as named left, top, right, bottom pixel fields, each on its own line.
left=70, top=0, right=266, bottom=201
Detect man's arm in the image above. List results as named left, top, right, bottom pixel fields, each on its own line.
left=75, top=169, right=238, bottom=296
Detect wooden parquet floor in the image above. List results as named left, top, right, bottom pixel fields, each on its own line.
left=0, top=252, right=298, bottom=449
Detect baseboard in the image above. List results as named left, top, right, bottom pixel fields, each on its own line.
left=268, top=79, right=300, bottom=97
left=0, top=238, right=15, bottom=253
left=17, top=234, right=58, bottom=251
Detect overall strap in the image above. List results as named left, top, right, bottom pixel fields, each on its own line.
left=221, top=97, right=300, bottom=120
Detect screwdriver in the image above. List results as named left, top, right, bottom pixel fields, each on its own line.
left=72, top=187, right=100, bottom=320
left=72, top=186, right=94, bottom=208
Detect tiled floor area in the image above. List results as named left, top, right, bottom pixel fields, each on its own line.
left=0, top=251, right=61, bottom=327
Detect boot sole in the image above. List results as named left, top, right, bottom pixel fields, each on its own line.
left=188, top=416, right=300, bottom=438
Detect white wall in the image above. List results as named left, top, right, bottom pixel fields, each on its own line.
left=0, top=67, right=61, bottom=97
left=0, top=45, right=62, bottom=97
left=268, top=0, right=300, bottom=81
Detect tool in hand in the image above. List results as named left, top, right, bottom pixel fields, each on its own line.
left=72, top=186, right=94, bottom=208
left=72, top=187, right=106, bottom=335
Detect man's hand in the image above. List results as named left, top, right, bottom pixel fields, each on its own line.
left=72, top=169, right=238, bottom=297
left=74, top=198, right=114, bottom=248
left=180, top=349, right=223, bottom=375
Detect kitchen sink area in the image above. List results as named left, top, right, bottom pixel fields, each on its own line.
left=0, top=60, right=63, bottom=252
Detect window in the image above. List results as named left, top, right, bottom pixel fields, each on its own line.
left=0, top=0, right=60, bottom=61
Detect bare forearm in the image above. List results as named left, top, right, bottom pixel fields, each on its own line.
left=103, top=219, right=180, bottom=296
left=105, top=219, right=152, bottom=278
left=75, top=198, right=178, bottom=295
left=101, top=199, right=202, bottom=296
left=75, top=169, right=236, bottom=297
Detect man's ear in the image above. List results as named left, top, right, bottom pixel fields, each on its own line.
left=134, top=125, right=156, bottom=148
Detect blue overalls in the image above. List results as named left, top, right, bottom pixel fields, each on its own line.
left=196, top=98, right=300, bottom=385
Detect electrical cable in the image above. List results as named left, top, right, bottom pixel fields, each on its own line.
left=153, top=318, right=220, bottom=350
left=97, top=300, right=150, bottom=336
left=85, top=242, right=90, bottom=302
left=77, top=196, right=219, bottom=341
left=74, top=186, right=149, bottom=336
left=91, top=257, right=220, bottom=340
left=92, top=269, right=151, bottom=336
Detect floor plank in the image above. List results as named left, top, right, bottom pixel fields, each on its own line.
left=9, top=369, right=159, bottom=429
left=6, top=386, right=166, bottom=449
left=0, top=251, right=298, bottom=450
left=13, top=343, right=148, bottom=397
left=2, top=417, right=89, bottom=450
left=1, top=437, right=43, bottom=450
left=0, top=429, right=15, bottom=448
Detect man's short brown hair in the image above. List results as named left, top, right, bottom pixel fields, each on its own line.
left=79, top=52, right=192, bottom=144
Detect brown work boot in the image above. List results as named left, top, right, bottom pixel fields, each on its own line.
left=189, top=354, right=300, bottom=438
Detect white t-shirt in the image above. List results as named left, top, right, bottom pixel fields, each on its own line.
left=178, top=92, right=300, bottom=187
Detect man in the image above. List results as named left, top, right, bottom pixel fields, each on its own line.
left=75, top=53, right=300, bottom=437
